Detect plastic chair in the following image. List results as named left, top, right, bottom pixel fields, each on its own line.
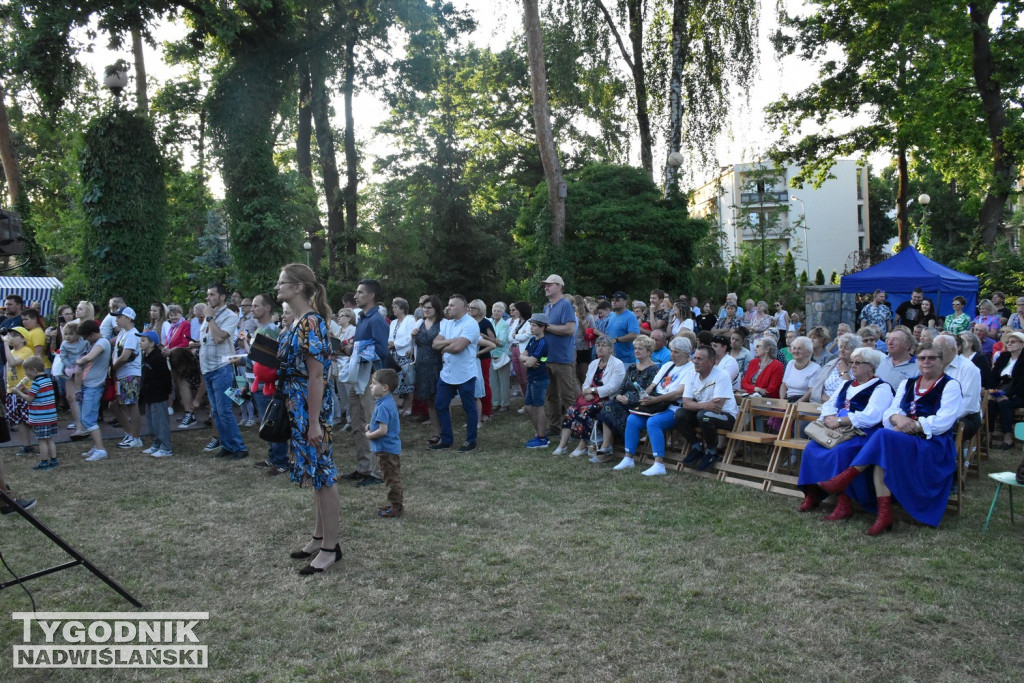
left=982, top=423, right=1024, bottom=532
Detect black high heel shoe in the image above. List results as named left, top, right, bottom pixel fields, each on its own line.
left=290, top=536, right=323, bottom=559
left=298, top=544, right=342, bottom=575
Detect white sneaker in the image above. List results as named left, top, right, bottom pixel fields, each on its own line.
left=67, top=422, right=77, bottom=430
left=151, top=449, right=174, bottom=458
left=570, top=447, right=587, bottom=457
left=82, top=446, right=97, bottom=458
left=552, top=446, right=567, bottom=455
left=85, top=449, right=108, bottom=462
left=130, top=437, right=144, bottom=448
left=642, top=462, right=667, bottom=476
left=244, top=419, right=255, bottom=428
left=517, top=407, right=526, bottom=414
left=142, top=446, right=156, bottom=455
left=118, top=434, right=132, bottom=446
left=612, top=456, right=635, bottom=471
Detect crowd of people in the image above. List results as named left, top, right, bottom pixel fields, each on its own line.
left=2, top=277, right=1021, bottom=551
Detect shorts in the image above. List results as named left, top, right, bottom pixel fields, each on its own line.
left=117, top=375, right=141, bottom=405
left=525, top=378, right=550, bottom=407
left=33, top=423, right=58, bottom=439
left=4, top=394, right=28, bottom=426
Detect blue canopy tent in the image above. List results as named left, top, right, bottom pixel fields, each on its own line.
left=839, top=247, right=979, bottom=318
left=0, top=276, right=65, bottom=317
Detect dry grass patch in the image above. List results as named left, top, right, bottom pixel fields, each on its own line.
left=2, top=409, right=1024, bottom=680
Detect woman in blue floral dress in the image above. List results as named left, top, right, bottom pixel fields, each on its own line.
left=275, top=264, right=340, bottom=574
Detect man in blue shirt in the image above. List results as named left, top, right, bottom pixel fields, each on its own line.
left=541, top=274, right=579, bottom=436
left=602, top=291, right=640, bottom=364
left=431, top=294, right=481, bottom=451
left=342, top=278, right=389, bottom=486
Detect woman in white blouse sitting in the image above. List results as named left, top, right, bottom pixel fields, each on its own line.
left=780, top=336, right=820, bottom=403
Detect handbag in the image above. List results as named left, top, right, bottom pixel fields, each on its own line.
left=805, top=419, right=863, bottom=448
left=103, top=373, right=117, bottom=402
left=258, top=378, right=290, bottom=443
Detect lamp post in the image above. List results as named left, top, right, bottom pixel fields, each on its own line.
left=303, top=241, right=311, bottom=267
left=790, top=195, right=809, bottom=276
left=918, top=193, right=931, bottom=242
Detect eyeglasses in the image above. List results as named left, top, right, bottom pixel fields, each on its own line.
left=850, top=361, right=872, bottom=366
left=917, top=355, right=941, bottom=361
left=275, top=280, right=298, bottom=287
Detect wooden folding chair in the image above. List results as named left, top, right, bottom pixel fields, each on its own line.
left=948, top=422, right=967, bottom=516
left=763, top=401, right=823, bottom=498
left=717, top=396, right=789, bottom=491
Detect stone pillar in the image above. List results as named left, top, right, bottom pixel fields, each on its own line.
left=804, top=285, right=857, bottom=334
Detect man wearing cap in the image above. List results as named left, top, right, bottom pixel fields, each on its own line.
left=111, top=306, right=144, bottom=449
left=602, top=291, right=640, bottom=364
left=200, top=284, right=248, bottom=460
left=541, top=274, right=579, bottom=436
left=431, top=293, right=481, bottom=451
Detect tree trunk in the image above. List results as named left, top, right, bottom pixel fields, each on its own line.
left=297, top=60, right=325, bottom=272
left=969, top=1, right=1013, bottom=249
left=0, top=85, right=23, bottom=206
left=626, top=0, right=653, bottom=177
left=665, top=0, right=691, bottom=195
left=523, top=0, right=566, bottom=247
left=896, top=146, right=909, bottom=250
left=593, top=0, right=653, bottom=177
left=310, top=57, right=343, bottom=281
left=341, top=36, right=359, bottom=281
left=131, top=27, right=148, bottom=113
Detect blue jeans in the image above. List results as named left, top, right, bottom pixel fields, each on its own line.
left=624, top=409, right=678, bottom=458
left=436, top=377, right=477, bottom=446
left=145, top=400, right=173, bottom=452
left=79, top=385, right=104, bottom=432
left=204, top=365, right=247, bottom=454
left=252, top=390, right=288, bottom=467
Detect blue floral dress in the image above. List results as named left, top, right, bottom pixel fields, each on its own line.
left=277, top=312, right=335, bottom=489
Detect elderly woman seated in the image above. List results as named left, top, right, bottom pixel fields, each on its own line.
left=612, top=337, right=694, bottom=476
left=780, top=336, right=820, bottom=403
left=810, top=333, right=862, bottom=404
left=741, top=335, right=784, bottom=398
left=797, top=347, right=893, bottom=519
left=593, top=335, right=661, bottom=462
left=815, top=342, right=961, bottom=535
left=808, top=326, right=835, bottom=366
left=551, top=337, right=625, bottom=456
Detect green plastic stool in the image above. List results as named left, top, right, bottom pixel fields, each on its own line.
left=983, top=423, right=1024, bottom=531
left=983, top=472, right=1024, bottom=531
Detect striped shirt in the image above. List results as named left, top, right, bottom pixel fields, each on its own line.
left=25, top=375, right=57, bottom=426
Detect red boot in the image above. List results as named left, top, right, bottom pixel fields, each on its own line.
left=823, top=493, right=853, bottom=521
left=798, top=488, right=820, bottom=512
left=818, top=466, right=862, bottom=495
left=865, top=495, right=894, bottom=536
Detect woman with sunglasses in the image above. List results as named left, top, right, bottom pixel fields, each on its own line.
left=816, top=342, right=961, bottom=535
left=797, top=347, right=892, bottom=519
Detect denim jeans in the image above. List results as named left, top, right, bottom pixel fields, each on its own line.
left=436, top=377, right=477, bottom=446
left=203, top=365, right=247, bottom=454
left=79, top=385, right=104, bottom=432
left=252, top=390, right=288, bottom=467
left=145, top=400, right=173, bottom=452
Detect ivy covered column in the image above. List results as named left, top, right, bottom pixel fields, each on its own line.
left=70, top=105, right=167, bottom=305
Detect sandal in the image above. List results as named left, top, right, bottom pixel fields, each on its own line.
left=378, top=505, right=403, bottom=518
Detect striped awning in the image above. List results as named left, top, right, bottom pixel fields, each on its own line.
left=0, top=277, right=64, bottom=317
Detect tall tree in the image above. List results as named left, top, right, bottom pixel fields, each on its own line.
left=523, top=0, right=567, bottom=247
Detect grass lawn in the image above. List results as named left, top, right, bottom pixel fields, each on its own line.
left=2, top=407, right=1024, bottom=681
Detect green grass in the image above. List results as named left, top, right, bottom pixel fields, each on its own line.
left=2, top=410, right=1024, bottom=681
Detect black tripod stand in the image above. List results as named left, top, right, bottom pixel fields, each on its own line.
left=0, top=489, right=143, bottom=608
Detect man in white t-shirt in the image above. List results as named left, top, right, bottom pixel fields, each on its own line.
left=111, top=306, right=144, bottom=449
left=677, top=345, right=739, bottom=472
left=431, top=294, right=480, bottom=452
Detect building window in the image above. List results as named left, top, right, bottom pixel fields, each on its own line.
left=859, top=236, right=864, bottom=251
left=857, top=205, right=864, bottom=232
left=857, top=168, right=864, bottom=200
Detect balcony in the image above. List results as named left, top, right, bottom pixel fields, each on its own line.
left=740, top=190, right=788, bottom=204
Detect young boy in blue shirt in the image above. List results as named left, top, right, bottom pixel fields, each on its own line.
left=521, top=313, right=550, bottom=448
left=365, top=369, right=403, bottom=517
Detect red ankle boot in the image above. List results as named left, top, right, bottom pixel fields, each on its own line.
left=823, top=493, right=853, bottom=521
left=818, top=466, right=862, bottom=495
left=798, top=488, right=820, bottom=512
left=866, top=495, right=894, bottom=536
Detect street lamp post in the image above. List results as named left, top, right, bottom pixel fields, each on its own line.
left=790, top=195, right=809, bottom=276
left=303, top=241, right=311, bottom=268
left=917, top=193, right=931, bottom=242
